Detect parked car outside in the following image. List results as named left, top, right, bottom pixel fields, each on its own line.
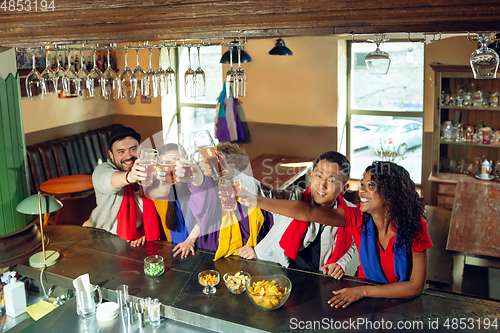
left=368, top=119, right=423, bottom=152
left=351, top=124, right=377, bottom=150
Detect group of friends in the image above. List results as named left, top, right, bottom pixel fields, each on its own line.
left=84, top=126, right=432, bottom=309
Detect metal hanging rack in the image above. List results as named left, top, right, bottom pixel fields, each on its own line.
left=350, top=32, right=442, bottom=43
left=16, top=37, right=248, bottom=52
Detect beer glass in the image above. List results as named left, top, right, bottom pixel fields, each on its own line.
left=76, top=284, right=102, bottom=318
left=178, top=133, right=196, bottom=183
left=138, top=148, right=158, bottom=187
left=193, top=130, right=226, bottom=180
left=157, top=153, right=177, bottom=185
left=219, top=178, right=241, bottom=211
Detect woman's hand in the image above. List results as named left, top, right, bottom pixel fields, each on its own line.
left=327, top=286, right=367, bottom=308
left=175, top=161, right=204, bottom=186
left=235, top=187, right=257, bottom=208
left=237, top=245, right=257, bottom=259
left=128, top=235, right=146, bottom=247
left=173, top=238, right=196, bottom=259
left=199, top=153, right=230, bottom=178
left=322, top=263, right=345, bottom=280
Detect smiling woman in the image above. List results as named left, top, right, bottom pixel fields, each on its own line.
left=244, top=160, right=432, bottom=308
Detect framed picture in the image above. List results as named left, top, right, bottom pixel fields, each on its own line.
left=16, top=49, right=45, bottom=70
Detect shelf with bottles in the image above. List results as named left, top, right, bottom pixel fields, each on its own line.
left=440, top=140, right=500, bottom=148
left=440, top=104, right=500, bottom=111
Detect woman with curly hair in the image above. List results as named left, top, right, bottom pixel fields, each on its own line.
left=239, top=161, right=432, bottom=308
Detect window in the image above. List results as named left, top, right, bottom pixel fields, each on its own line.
left=347, top=42, right=424, bottom=184
left=161, top=46, right=223, bottom=144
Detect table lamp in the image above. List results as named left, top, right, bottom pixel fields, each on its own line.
left=16, top=192, right=63, bottom=268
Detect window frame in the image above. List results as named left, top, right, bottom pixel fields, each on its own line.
left=346, top=40, right=425, bottom=184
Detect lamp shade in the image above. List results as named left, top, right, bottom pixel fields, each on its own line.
left=269, top=39, right=293, bottom=56
left=220, top=42, right=252, bottom=63
left=16, top=193, right=62, bottom=215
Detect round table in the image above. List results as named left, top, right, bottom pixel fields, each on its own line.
left=40, top=175, right=93, bottom=196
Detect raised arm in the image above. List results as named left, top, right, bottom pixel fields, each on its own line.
left=328, top=250, right=428, bottom=308
left=251, top=196, right=347, bottom=228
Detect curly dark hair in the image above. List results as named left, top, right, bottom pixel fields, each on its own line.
left=361, top=161, right=425, bottom=254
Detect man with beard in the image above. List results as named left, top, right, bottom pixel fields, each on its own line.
left=84, top=126, right=160, bottom=247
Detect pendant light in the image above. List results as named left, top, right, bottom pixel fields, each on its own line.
left=269, top=39, right=293, bottom=56
left=220, top=40, right=252, bottom=64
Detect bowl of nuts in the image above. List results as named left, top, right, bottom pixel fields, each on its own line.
left=246, top=275, right=291, bottom=311
left=223, top=271, right=251, bottom=294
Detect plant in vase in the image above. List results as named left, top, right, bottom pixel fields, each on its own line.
left=374, top=138, right=411, bottom=163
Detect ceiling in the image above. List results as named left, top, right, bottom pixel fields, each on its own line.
left=1, top=0, right=499, bottom=47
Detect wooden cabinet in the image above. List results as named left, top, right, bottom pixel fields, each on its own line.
left=430, top=64, right=500, bottom=209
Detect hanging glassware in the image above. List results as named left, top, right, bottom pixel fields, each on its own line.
left=26, top=49, right=43, bottom=100
left=40, top=47, right=55, bottom=96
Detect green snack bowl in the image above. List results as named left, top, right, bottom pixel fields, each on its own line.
left=144, top=255, right=165, bottom=276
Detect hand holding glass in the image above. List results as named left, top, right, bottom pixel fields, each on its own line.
left=219, top=178, right=241, bottom=211
left=138, top=148, right=158, bottom=187
left=194, top=130, right=226, bottom=179
left=157, top=153, right=177, bottom=185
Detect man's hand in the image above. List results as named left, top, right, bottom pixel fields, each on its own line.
left=322, top=263, right=345, bottom=280
left=128, top=235, right=146, bottom=247
left=237, top=245, right=257, bottom=259
left=130, top=159, right=146, bottom=183
left=173, top=238, right=196, bottom=259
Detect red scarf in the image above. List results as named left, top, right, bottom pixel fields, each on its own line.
left=116, top=185, right=160, bottom=241
left=279, top=186, right=352, bottom=265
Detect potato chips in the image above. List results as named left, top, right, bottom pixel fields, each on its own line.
left=248, top=279, right=288, bottom=309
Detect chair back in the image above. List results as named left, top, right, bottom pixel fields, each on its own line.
left=54, top=192, right=97, bottom=225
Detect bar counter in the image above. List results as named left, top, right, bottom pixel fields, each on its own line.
left=12, top=226, right=500, bottom=332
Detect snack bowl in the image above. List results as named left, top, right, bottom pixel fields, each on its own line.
left=198, top=270, right=220, bottom=295
left=223, top=271, right=251, bottom=294
left=144, top=255, right=165, bottom=276
left=246, top=275, right=291, bottom=311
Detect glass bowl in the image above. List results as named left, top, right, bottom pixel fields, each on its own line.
left=198, top=270, right=220, bottom=295
left=246, top=275, right=291, bottom=311
left=223, top=271, right=251, bottom=294
left=144, top=255, right=164, bottom=276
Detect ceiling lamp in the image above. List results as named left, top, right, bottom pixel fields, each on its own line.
left=220, top=40, right=252, bottom=64
left=269, top=39, right=293, bottom=56
left=365, top=35, right=391, bottom=75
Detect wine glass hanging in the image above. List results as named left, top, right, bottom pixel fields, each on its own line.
left=20, top=38, right=248, bottom=101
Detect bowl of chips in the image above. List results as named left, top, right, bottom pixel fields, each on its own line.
left=223, top=271, right=251, bottom=294
left=246, top=275, right=291, bottom=311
